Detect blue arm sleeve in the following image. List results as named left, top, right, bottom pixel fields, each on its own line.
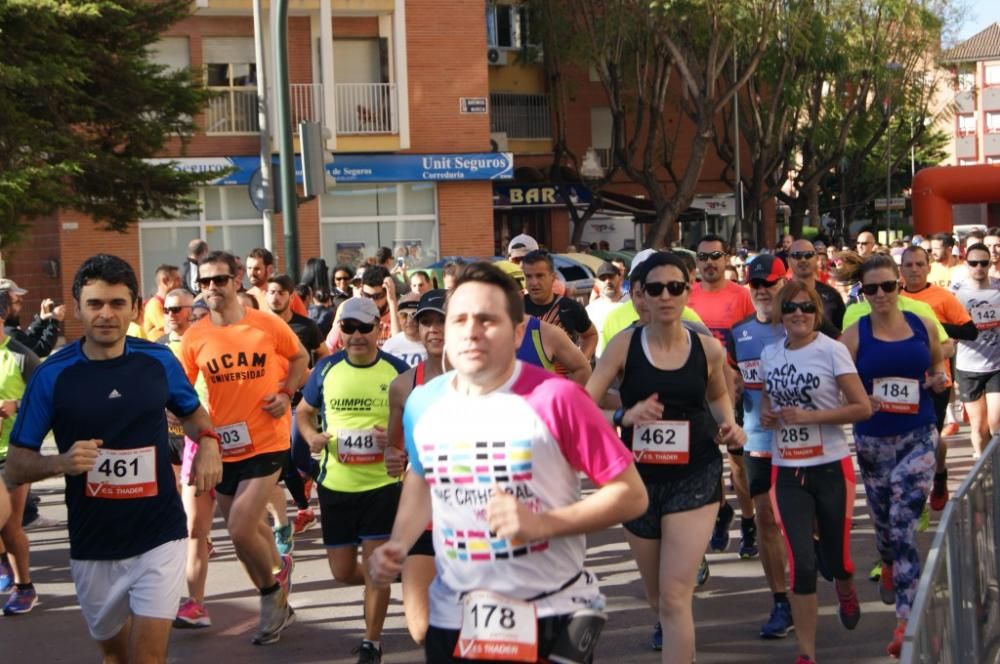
left=155, top=347, right=200, bottom=418
left=10, top=363, right=58, bottom=451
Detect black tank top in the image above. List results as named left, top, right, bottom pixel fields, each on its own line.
left=619, top=327, right=720, bottom=483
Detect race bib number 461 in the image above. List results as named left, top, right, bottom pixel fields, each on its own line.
left=455, top=590, right=538, bottom=662
left=86, top=447, right=157, bottom=499
left=337, top=429, right=383, bottom=465
left=632, top=421, right=691, bottom=464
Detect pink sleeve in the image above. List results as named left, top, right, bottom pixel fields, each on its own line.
left=517, top=367, right=634, bottom=485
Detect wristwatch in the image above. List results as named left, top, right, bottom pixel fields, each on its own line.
left=612, top=407, right=626, bottom=427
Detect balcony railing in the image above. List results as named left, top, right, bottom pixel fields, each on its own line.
left=205, top=87, right=258, bottom=134
left=490, top=92, right=551, bottom=139
left=204, top=83, right=366, bottom=136
left=335, top=83, right=398, bottom=135
left=291, top=83, right=324, bottom=127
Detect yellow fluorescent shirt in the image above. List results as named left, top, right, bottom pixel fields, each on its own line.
left=841, top=296, right=948, bottom=343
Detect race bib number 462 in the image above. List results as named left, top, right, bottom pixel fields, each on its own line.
left=86, top=447, right=157, bottom=499
left=454, top=590, right=538, bottom=662
left=632, top=421, right=690, bottom=464
left=337, top=429, right=383, bottom=465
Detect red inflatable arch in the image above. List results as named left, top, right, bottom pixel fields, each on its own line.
left=912, top=164, right=1000, bottom=235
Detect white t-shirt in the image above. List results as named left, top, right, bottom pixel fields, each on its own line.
left=760, top=333, right=856, bottom=467
left=381, top=333, right=427, bottom=368
left=953, top=281, right=1000, bottom=373
left=587, top=294, right=629, bottom=359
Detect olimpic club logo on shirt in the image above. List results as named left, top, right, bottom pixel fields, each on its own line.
left=328, top=396, right=388, bottom=411
left=203, top=351, right=267, bottom=383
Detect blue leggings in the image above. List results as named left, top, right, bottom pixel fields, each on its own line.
left=854, top=424, right=937, bottom=620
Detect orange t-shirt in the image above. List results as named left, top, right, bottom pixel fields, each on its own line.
left=901, top=285, right=971, bottom=379
left=688, top=280, right=756, bottom=353
left=180, top=308, right=301, bottom=462
left=247, top=287, right=308, bottom=317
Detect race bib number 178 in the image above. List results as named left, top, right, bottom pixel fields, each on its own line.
left=455, top=590, right=538, bottom=662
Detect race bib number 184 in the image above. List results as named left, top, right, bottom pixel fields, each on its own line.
left=454, top=590, right=538, bottom=662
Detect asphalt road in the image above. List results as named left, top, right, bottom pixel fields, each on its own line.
left=0, top=433, right=979, bottom=663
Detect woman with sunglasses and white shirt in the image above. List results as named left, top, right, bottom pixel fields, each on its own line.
left=840, top=254, right=948, bottom=658
left=760, top=282, right=871, bottom=664
left=588, top=251, right=744, bottom=664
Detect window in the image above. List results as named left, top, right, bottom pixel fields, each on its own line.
left=138, top=187, right=264, bottom=296
left=148, top=37, right=190, bottom=72
left=958, top=113, right=976, bottom=135
left=986, top=64, right=1000, bottom=87
left=988, top=112, right=1000, bottom=133
left=202, top=37, right=257, bottom=134
left=988, top=156, right=1000, bottom=164
left=486, top=3, right=533, bottom=49
left=590, top=107, right=613, bottom=169
left=959, top=158, right=979, bottom=166
left=319, top=183, right=438, bottom=270
left=957, top=67, right=975, bottom=92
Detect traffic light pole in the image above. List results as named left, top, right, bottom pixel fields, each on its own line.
left=272, top=0, right=300, bottom=281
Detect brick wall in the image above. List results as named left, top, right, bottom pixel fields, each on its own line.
left=438, top=182, right=494, bottom=257
left=3, top=213, right=63, bottom=326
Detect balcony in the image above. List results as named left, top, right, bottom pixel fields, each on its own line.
left=334, top=83, right=398, bottom=135
left=205, top=87, right=258, bottom=134
left=490, top=92, right=551, bottom=139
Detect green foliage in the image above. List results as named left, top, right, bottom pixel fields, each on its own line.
left=0, top=0, right=218, bottom=245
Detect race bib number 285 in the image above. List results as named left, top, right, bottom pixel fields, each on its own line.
left=455, top=590, right=538, bottom=662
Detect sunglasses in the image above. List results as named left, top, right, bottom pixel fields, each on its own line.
left=361, top=290, right=387, bottom=301
left=696, top=251, right=726, bottom=261
left=341, top=320, right=376, bottom=335
left=164, top=306, right=190, bottom=314
left=781, top=301, right=818, bottom=314
left=789, top=251, right=816, bottom=260
left=749, top=278, right=779, bottom=289
left=857, top=241, right=874, bottom=246
left=197, top=275, right=234, bottom=288
left=643, top=281, right=689, bottom=297
left=968, top=260, right=990, bottom=268
left=860, top=281, right=899, bottom=295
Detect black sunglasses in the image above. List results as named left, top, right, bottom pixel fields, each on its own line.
left=341, top=320, right=376, bottom=335
left=164, top=306, right=190, bottom=314
left=643, top=281, right=689, bottom=297
left=781, top=301, right=818, bottom=314
left=749, top=279, right=779, bottom=290
left=696, top=251, right=726, bottom=261
left=197, top=275, right=234, bottom=288
left=361, top=290, right=387, bottom=300
left=968, top=259, right=990, bottom=268
left=789, top=251, right=816, bottom=260
left=860, top=281, right=899, bottom=296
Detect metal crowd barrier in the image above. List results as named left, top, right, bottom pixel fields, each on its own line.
left=902, top=435, right=1000, bottom=663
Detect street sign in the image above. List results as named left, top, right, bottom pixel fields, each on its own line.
left=874, top=197, right=906, bottom=211
left=460, top=97, right=488, bottom=114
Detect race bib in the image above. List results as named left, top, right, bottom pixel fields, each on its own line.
left=454, top=590, right=538, bottom=662
left=216, top=422, right=253, bottom=458
left=632, top=421, right=690, bottom=464
left=86, top=446, right=157, bottom=499
left=738, top=360, right=762, bottom=389
left=972, top=303, right=1000, bottom=330
left=337, top=428, right=383, bottom=465
left=872, top=377, right=920, bottom=415
left=776, top=424, right=823, bottom=460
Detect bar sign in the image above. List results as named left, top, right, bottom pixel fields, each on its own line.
left=460, top=97, right=488, bottom=114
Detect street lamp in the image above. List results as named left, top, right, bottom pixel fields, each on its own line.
left=885, top=61, right=903, bottom=241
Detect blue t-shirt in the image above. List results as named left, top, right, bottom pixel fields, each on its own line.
left=732, top=316, right=786, bottom=454
left=10, top=338, right=199, bottom=560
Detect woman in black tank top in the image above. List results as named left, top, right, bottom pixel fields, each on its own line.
left=587, top=252, right=745, bottom=664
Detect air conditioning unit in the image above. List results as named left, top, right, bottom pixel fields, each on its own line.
left=490, top=132, right=509, bottom=152
left=487, top=47, right=508, bottom=66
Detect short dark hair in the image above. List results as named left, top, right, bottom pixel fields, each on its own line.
left=449, top=262, right=524, bottom=325
left=671, top=251, right=697, bottom=281
left=859, top=253, right=900, bottom=280
left=443, top=261, right=464, bottom=277
left=188, top=239, right=208, bottom=257
left=931, top=232, right=955, bottom=248
left=520, top=250, right=554, bottom=271
left=966, top=242, right=990, bottom=260
left=266, top=274, right=295, bottom=293
left=633, top=252, right=690, bottom=287
left=332, top=264, right=354, bottom=280
left=410, top=270, right=430, bottom=283
left=155, top=264, right=179, bottom=278
left=965, top=230, right=985, bottom=243
left=375, top=247, right=393, bottom=265
left=199, top=250, right=239, bottom=276
left=72, top=254, right=140, bottom=305
left=247, top=247, right=274, bottom=266
left=697, top=234, right=729, bottom=254
left=362, top=265, right=391, bottom=289
left=901, top=245, right=929, bottom=262
left=987, top=227, right=1000, bottom=238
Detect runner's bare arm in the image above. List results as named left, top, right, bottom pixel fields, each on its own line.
left=295, top=400, right=331, bottom=453
left=369, top=470, right=432, bottom=588
left=543, top=322, right=591, bottom=386
left=6, top=439, right=102, bottom=484
left=487, top=464, right=647, bottom=542
left=585, top=327, right=632, bottom=422
left=701, top=334, right=746, bottom=448
left=578, top=323, right=598, bottom=360
left=385, top=370, right=415, bottom=477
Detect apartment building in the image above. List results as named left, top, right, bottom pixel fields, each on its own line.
left=6, top=0, right=502, bottom=336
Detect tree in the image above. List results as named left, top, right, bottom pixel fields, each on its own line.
left=0, top=0, right=218, bottom=246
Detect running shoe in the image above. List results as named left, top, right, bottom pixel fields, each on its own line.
left=815, top=538, right=833, bottom=582
left=739, top=518, right=759, bottom=559
left=880, top=561, right=895, bottom=605
left=22, top=514, right=59, bottom=531
left=710, top=502, right=734, bottom=552
left=917, top=504, right=930, bottom=533
left=760, top=600, right=794, bottom=639
left=275, top=554, right=294, bottom=597
left=3, top=586, right=38, bottom=615
left=292, top=508, right=316, bottom=535
left=941, top=422, right=960, bottom=437
left=930, top=480, right=949, bottom=511
left=273, top=523, right=293, bottom=556
left=836, top=584, right=861, bottom=630
left=174, top=598, right=211, bottom=628
left=353, top=639, right=382, bottom=663
left=887, top=622, right=906, bottom=658
left=651, top=621, right=663, bottom=650
left=868, top=559, right=882, bottom=582
left=696, top=556, right=710, bottom=587
left=252, top=589, right=295, bottom=645
left=0, top=558, right=12, bottom=593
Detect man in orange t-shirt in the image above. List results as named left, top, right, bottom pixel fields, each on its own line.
left=245, top=247, right=308, bottom=316
left=180, top=250, right=307, bottom=646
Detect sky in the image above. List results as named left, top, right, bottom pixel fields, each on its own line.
left=958, top=0, right=1000, bottom=40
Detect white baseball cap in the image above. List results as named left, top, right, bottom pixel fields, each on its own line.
left=507, top=234, right=540, bottom=258
left=629, top=249, right=659, bottom=279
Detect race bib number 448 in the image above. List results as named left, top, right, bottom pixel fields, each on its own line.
left=86, top=447, right=157, bottom=499
left=455, top=590, right=538, bottom=662
left=337, top=429, right=383, bottom=465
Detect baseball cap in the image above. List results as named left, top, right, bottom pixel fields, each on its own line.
left=338, top=297, right=380, bottom=324
left=415, top=289, right=447, bottom=318
left=507, top=234, right=540, bottom=259
left=398, top=292, right=421, bottom=311
left=629, top=249, right=659, bottom=279
left=596, top=261, right=618, bottom=278
left=747, top=255, right=785, bottom=282
left=0, top=278, right=27, bottom=295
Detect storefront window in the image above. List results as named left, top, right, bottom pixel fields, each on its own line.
left=319, top=183, right=438, bottom=269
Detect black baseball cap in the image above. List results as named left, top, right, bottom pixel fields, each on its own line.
left=415, top=289, right=446, bottom=319
left=596, top=261, right=618, bottom=278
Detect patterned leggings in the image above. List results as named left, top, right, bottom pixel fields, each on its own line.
left=854, top=424, right=938, bottom=621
